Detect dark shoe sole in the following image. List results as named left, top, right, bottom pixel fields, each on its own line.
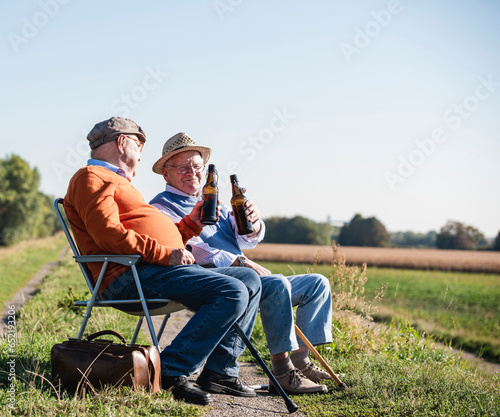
left=198, top=381, right=257, bottom=397
left=172, top=387, right=213, bottom=405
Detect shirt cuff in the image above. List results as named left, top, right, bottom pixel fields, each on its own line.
left=215, top=252, right=239, bottom=268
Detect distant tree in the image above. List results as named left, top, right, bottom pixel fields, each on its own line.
left=0, top=154, right=60, bottom=246
left=338, top=213, right=390, bottom=247
left=390, top=230, right=436, bottom=248
left=436, top=220, right=487, bottom=250
left=263, top=216, right=335, bottom=245
left=493, top=231, right=500, bottom=251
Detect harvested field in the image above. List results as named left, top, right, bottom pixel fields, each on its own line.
left=243, top=243, right=500, bottom=273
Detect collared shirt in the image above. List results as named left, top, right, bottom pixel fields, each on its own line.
left=87, top=159, right=127, bottom=179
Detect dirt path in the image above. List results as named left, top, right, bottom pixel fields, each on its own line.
left=143, top=310, right=307, bottom=416
left=0, top=249, right=66, bottom=337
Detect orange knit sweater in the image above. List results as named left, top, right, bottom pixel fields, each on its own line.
left=64, top=165, right=202, bottom=291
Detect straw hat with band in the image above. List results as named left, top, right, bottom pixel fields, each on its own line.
left=152, top=132, right=212, bottom=174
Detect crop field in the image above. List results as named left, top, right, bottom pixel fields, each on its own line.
left=244, top=243, right=500, bottom=363
left=244, top=242, right=500, bottom=273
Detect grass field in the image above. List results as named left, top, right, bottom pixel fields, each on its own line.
left=0, top=251, right=202, bottom=417
left=0, top=234, right=67, bottom=306
left=244, top=242, right=500, bottom=363
left=255, top=259, right=500, bottom=363
left=365, top=268, right=500, bottom=362
left=0, top=242, right=499, bottom=416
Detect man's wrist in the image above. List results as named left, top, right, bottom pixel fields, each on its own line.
left=237, top=255, right=246, bottom=267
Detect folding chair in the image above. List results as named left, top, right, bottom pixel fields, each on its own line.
left=54, top=198, right=185, bottom=351
left=54, top=197, right=298, bottom=413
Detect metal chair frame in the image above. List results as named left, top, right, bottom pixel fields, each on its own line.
left=54, top=198, right=184, bottom=351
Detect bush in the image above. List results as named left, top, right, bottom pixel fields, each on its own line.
left=263, top=215, right=338, bottom=245
left=0, top=154, right=60, bottom=246
left=338, top=213, right=390, bottom=247
left=436, top=220, right=488, bottom=250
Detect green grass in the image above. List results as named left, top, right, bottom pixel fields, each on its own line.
left=0, top=234, right=67, bottom=306
left=243, top=309, right=500, bottom=416
left=1, top=245, right=499, bottom=416
left=259, top=261, right=500, bottom=363
left=364, top=268, right=500, bottom=363
left=0, top=251, right=203, bottom=417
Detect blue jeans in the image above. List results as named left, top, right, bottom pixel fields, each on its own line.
left=102, top=263, right=261, bottom=377
left=259, top=274, right=332, bottom=355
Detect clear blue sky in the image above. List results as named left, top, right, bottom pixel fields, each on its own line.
left=2, top=0, right=499, bottom=237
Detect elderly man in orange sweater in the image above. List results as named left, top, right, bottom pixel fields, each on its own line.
left=64, top=117, right=261, bottom=405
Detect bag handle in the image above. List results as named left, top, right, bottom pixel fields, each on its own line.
left=86, top=330, right=127, bottom=344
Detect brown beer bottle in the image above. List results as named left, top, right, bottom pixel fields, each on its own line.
left=230, top=174, right=254, bottom=235
left=200, top=164, right=218, bottom=225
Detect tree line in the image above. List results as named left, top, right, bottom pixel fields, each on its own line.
left=264, top=213, right=500, bottom=251
left=2, top=154, right=499, bottom=251
left=0, top=155, right=60, bottom=246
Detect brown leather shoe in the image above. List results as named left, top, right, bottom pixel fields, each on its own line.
left=269, top=368, right=328, bottom=395
left=300, top=362, right=333, bottom=383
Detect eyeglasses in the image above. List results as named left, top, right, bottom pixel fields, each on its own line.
left=167, top=164, right=205, bottom=174
left=125, top=136, right=144, bottom=153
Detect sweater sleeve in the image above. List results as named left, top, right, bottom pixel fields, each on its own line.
left=176, top=215, right=203, bottom=244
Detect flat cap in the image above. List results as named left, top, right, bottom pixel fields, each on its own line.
left=87, top=117, right=146, bottom=150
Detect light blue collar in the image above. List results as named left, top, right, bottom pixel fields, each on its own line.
left=87, top=159, right=127, bottom=179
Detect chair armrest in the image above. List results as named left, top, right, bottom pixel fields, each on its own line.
left=74, top=254, right=142, bottom=266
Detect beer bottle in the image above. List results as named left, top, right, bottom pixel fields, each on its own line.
left=230, top=174, right=254, bottom=235
left=200, top=164, right=218, bottom=225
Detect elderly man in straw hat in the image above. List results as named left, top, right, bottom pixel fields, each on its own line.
left=64, top=117, right=262, bottom=405
left=150, top=133, right=333, bottom=395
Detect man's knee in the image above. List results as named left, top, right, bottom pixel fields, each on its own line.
left=224, top=267, right=261, bottom=298
left=215, top=279, right=248, bottom=321
left=311, top=274, right=331, bottom=294
left=260, top=275, right=292, bottom=318
left=243, top=268, right=262, bottom=298
left=263, top=274, right=291, bottom=294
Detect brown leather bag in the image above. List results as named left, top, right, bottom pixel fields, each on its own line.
left=51, top=330, right=161, bottom=393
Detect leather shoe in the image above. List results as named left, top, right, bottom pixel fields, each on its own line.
left=196, top=369, right=256, bottom=397
left=162, top=375, right=213, bottom=405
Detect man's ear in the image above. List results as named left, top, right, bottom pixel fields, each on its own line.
left=162, top=167, right=170, bottom=183
left=116, top=135, right=127, bottom=154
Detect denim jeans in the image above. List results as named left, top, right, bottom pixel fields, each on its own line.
left=102, top=263, right=261, bottom=377
left=259, top=273, right=332, bottom=355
